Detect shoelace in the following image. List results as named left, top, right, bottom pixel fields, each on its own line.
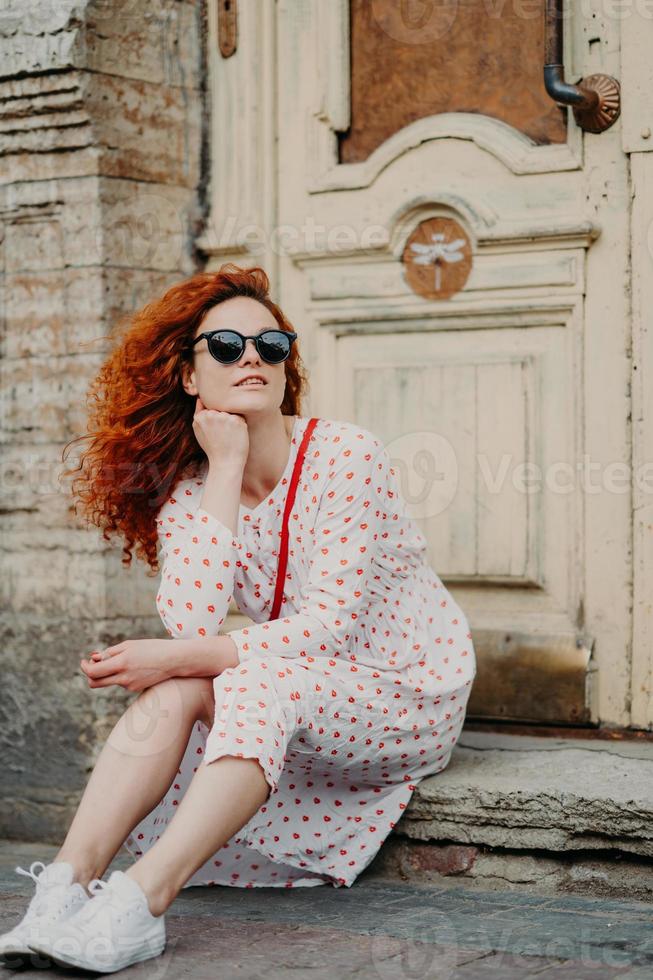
left=15, top=862, right=142, bottom=928
left=15, top=861, right=48, bottom=886
left=15, top=861, right=74, bottom=920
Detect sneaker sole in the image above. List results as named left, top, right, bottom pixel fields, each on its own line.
left=0, top=945, right=54, bottom=970
left=28, top=936, right=167, bottom=973
left=0, top=949, right=30, bottom=970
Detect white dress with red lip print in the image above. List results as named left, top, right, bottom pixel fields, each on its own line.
left=122, top=416, right=477, bottom=888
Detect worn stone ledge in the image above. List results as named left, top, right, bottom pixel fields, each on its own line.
left=395, top=730, right=653, bottom=859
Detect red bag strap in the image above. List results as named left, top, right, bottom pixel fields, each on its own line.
left=269, top=417, right=320, bottom=621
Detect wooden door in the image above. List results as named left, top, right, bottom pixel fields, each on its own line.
left=199, top=1, right=645, bottom=731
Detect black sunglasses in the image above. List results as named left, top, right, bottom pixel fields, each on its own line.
left=187, top=329, right=297, bottom=364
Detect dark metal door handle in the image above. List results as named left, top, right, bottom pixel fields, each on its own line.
left=544, top=0, right=620, bottom=134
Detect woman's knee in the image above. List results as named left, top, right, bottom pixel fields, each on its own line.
left=133, top=676, right=215, bottom=729
left=107, top=677, right=214, bottom=755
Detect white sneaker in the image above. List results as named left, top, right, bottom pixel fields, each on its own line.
left=27, top=868, right=167, bottom=973
left=0, top=859, right=90, bottom=969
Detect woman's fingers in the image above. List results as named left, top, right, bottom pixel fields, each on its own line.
left=81, top=655, right=124, bottom=678
left=97, top=644, right=123, bottom=657
left=88, top=645, right=121, bottom=663
left=88, top=674, right=127, bottom=689
left=81, top=661, right=128, bottom=687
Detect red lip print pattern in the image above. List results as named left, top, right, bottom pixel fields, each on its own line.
left=135, top=417, right=477, bottom=890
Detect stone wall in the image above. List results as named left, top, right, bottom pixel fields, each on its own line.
left=0, top=0, right=208, bottom=840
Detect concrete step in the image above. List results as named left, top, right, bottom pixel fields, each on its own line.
left=373, top=730, right=653, bottom=901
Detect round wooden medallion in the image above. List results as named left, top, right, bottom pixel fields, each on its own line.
left=402, top=217, right=473, bottom=300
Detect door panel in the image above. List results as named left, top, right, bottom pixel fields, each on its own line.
left=340, top=0, right=567, bottom=163
left=333, top=320, right=577, bottom=619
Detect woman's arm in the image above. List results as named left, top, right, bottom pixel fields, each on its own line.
left=80, top=634, right=241, bottom=691
left=155, top=465, right=244, bottom=640
left=156, top=400, right=250, bottom=639
left=199, top=458, right=243, bottom=538
left=168, top=634, right=240, bottom=678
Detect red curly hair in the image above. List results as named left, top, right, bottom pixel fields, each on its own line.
left=61, top=263, right=310, bottom=574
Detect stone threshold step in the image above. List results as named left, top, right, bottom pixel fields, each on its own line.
left=374, top=730, right=653, bottom=901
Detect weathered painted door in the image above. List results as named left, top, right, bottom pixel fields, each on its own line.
left=199, top=1, right=653, bottom=732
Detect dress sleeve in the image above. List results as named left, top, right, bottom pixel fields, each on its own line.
left=155, top=480, right=243, bottom=639
left=226, top=428, right=391, bottom=663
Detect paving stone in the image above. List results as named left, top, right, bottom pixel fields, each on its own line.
left=1, top=839, right=651, bottom=978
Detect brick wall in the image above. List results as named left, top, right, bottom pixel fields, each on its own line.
left=0, top=0, right=209, bottom=840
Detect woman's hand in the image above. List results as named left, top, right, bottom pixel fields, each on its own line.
left=192, top=396, right=250, bottom=468
left=80, top=639, right=185, bottom=693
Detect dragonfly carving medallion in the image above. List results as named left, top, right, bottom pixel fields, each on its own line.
left=402, top=216, right=473, bottom=300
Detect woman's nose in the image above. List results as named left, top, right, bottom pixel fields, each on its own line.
left=239, top=338, right=261, bottom=363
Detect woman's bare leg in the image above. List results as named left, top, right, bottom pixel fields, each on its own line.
left=124, top=754, right=271, bottom=916
left=52, top=677, right=216, bottom=891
